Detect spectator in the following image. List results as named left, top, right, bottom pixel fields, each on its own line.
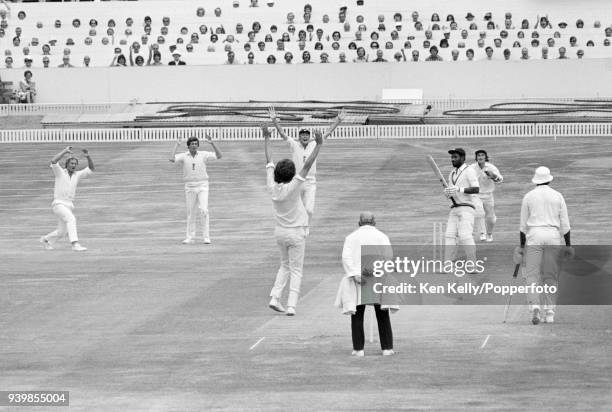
left=536, top=15, right=552, bottom=29
left=521, top=19, right=529, bottom=29
left=253, top=22, right=262, bottom=33
left=513, top=41, right=521, bottom=48
left=605, top=39, right=611, bottom=47
left=287, top=12, right=295, bottom=24
left=42, top=56, right=50, bottom=68
left=314, top=42, right=323, bottom=50
left=577, top=49, right=585, bottom=59
left=505, top=19, right=514, bottom=29
left=246, top=52, right=254, bottom=64
left=225, top=51, right=238, bottom=64
left=503, top=49, right=511, bottom=60
left=605, top=27, right=612, bottom=37
left=569, top=36, right=577, bottom=47
left=576, top=19, right=584, bottom=29
left=83, top=56, right=91, bottom=67
left=541, top=46, right=549, bottom=59
left=500, top=30, right=508, bottom=39
left=469, top=23, right=477, bottom=30
left=440, top=39, right=449, bottom=48
left=18, top=70, right=35, bottom=103
left=214, top=7, right=222, bottom=17
left=354, top=47, right=368, bottom=62
left=411, top=50, right=419, bottom=61
left=466, top=12, right=475, bottom=21
left=169, top=52, right=186, bottom=65
left=494, top=38, right=502, bottom=48
left=59, top=55, right=75, bottom=68
left=304, top=11, right=311, bottom=23
left=276, top=39, right=285, bottom=51
left=372, top=49, right=387, bottom=62
left=558, top=47, right=568, bottom=59
left=531, top=39, right=540, bottom=47
left=24, top=58, right=32, bottom=68
left=461, top=29, right=468, bottom=39
left=448, top=49, right=458, bottom=61
left=432, top=13, right=440, bottom=22
left=236, top=23, right=244, bottom=34
left=302, top=51, right=312, bottom=63
left=415, top=22, right=423, bottom=31
left=339, top=7, right=347, bottom=23
left=320, top=52, right=330, bottom=63
left=110, top=53, right=127, bottom=67
left=323, top=14, right=330, bottom=23
left=466, top=48, right=475, bottom=61
left=426, top=46, right=443, bottom=61
left=266, top=55, right=276, bottom=64
left=4, top=56, right=12, bottom=69
left=485, top=46, right=494, bottom=60
left=521, top=48, right=530, bottom=60
left=450, top=21, right=458, bottom=30
left=411, top=11, right=419, bottom=22
left=586, top=40, right=594, bottom=47
left=284, top=52, right=293, bottom=64
left=477, top=38, right=485, bottom=48
left=518, top=31, right=525, bottom=39
left=196, top=7, right=205, bottom=17
left=393, top=51, right=405, bottom=62
left=250, top=0, right=259, bottom=7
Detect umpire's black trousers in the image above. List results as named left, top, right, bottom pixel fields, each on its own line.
left=351, top=304, right=393, bottom=351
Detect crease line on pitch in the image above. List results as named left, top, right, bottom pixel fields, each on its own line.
left=249, top=337, right=265, bottom=351
left=480, top=334, right=491, bottom=349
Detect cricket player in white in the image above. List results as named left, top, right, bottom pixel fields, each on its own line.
left=443, top=148, right=480, bottom=263
left=516, top=166, right=572, bottom=325
left=40, top=146, right=94, bottom=252
left=169, top=135, right=222, bottom=244
left=470, top=150, right=503, bottom=242
left=264, top=126, right=323, bottom=316
left=268, top=107, right=344, bottom=228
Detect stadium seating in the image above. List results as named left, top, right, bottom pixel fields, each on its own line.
left=1, top=0, right=612, bottom=67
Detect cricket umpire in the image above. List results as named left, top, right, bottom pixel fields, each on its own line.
left=516, top=166, right=573, bottom=324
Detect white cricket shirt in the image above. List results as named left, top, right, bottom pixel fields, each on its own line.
left=175, top=151, right=217, bottom=186
left=470, top=162, right=503, bottom=194
left=266, top=163, right=308, bottom=228
left=520, top=185, right=570, bottom=234
left=287, top=139, right=317, bottom=182
left=448, top=163, right=479, bottom=206
left=50, top=163, right=93, bottom=208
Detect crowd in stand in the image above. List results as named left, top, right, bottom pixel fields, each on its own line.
left=2, top=1, right=612, bottom=68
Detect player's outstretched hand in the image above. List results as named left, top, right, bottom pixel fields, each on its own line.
left=314, top=130, right=323, bottom=145
left=65, top=146, right=73, bottom=154
left=204, top=134, right=213, bottom=143
left=268, top=106, right=277, bottom=121
left=81, top=148, right=89, bottom=156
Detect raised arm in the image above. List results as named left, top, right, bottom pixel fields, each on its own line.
left=298, top=131, right=322, bottom=179
left=169, top=138, right=182, bottom=162
left=147, top=45, right=153, bottom=65
left=263, top=125, right=272, bottom=163
left=400, top=49, right=407, bottom=62
left=51, top=146, right=72, bottom=164
left=268, top=106, right=289, bottom=140
left=323, top=109, right=346, bottom=139
left=129, top=46, right=134, bottom=66
left=81, top=149, right=95, bottom=171
left=205, top=134, right=222, bottom=159
left=110, top=54, right=118, bottom=67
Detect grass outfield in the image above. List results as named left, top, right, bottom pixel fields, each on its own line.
left=1, top=137, right=611, bottom=411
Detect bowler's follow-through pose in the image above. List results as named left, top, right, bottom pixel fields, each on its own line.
left=40, top=146, right=94, bottom=252
left=170, top=135, right=222, bottom=244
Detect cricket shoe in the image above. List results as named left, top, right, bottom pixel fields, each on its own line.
left=286, top=307, right=296, bottom=316
left=544, top=310, right=555, bottom=324
left=486, top=234, right=493, bottom=242
left=479, top=233, right=487, bottom=241
left=203, top=238, right=211, bottom=244
left=268, top=297, right=285, bottom=313
left=531, top=308, right=541, bottom=325
left=39, top=236, right=53, bottom=250
left=72, top=243, right=87, bottom=252
left=181, top=238, right=195, bottom=244
left=351, top=350, right=365, bottom=357
left=382, top=350, right=395, bottom=356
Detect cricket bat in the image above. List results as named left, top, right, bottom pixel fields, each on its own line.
left=503, top=263, right=522, bottom=323
left=426, top=155, right=458, bottom=206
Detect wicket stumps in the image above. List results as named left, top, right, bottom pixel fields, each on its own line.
left=433, top=222, right=445, bottom=260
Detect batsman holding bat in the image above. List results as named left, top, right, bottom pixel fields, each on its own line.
left=439, top=148, right=480, bottom=264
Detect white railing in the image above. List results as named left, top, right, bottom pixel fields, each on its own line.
left=0, top=103, right=128, bottom=116
left=1, top=123, right=611, bottom=143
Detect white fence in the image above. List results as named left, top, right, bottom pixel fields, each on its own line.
left=1, top=123, right=610, bottom=143
left=0, top=103, right=125, bottom=116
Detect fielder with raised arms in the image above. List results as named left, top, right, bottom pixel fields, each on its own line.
left=40, top=146, right=94, bottom=252
left=268, top=107, right=345, bottom=229
left=470, top=149, right=503, bottom=242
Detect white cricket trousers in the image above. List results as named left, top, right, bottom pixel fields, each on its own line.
left=270, top=226, right=307, bottom=309
left=475, top=193, right=497, bottom=235
left=301, top=180, right=316, bottom=223
left=185, top=182, right=209, bottom=240
left=525, top=227, right=562, bottom=312
left=44, top=204, right=79, bottom=243
left=444, top=206, right=476, bottom=262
